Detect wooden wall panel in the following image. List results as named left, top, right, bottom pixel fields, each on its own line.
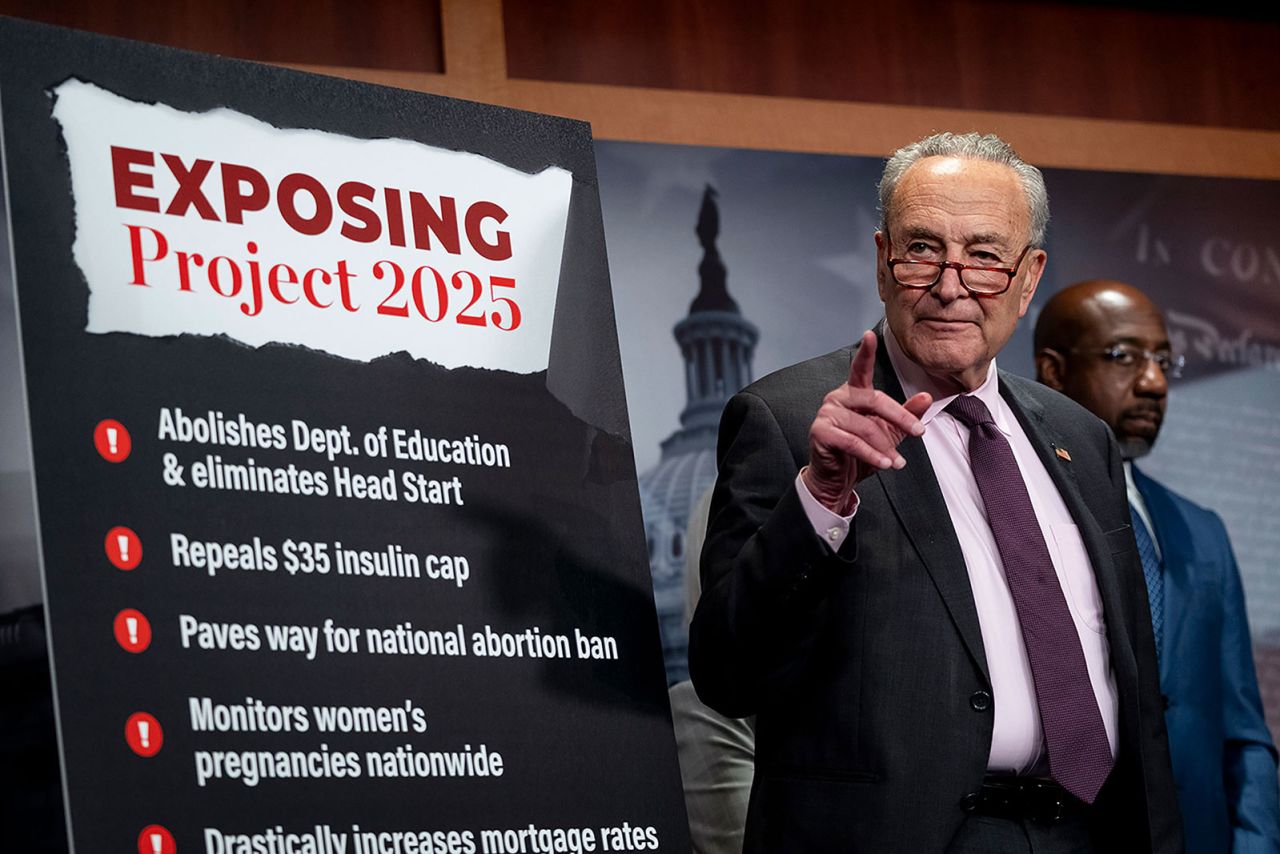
left=0, top=0, right=443, bottom=72
left=503, top=0, right=1280, bottom=131
left=1, top=0, right=1276, bottom=178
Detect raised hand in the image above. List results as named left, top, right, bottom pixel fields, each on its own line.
left=802, top=330, right=932, bottom=513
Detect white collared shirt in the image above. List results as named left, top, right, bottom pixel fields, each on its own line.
left=1125, top=462, right=1162, bottom=561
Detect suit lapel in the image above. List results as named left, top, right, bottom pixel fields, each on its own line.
left=872, top=333, right=990, bottom=684
left=1000, top=376, right=1139, bottom=690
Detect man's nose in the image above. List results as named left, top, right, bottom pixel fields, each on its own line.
left=933, top=265, right=969, bottom=302
left=1135, top=356, right=1168, bottom=395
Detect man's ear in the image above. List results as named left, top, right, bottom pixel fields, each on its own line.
left=874, top=231, right=890, bottom=302
left=1016, top=249, right=1047, bottom=318
left=1036, top=348, right=1067, bottom=391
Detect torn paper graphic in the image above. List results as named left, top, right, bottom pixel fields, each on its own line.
left=51, top=80, right=572, bottom=372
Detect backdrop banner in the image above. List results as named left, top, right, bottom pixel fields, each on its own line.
left=1, top=18, right=687, bottom=854
left=600, top=141, right=1280, bottom=737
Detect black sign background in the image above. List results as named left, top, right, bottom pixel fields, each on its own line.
left=1, top=17, right=687, bottom=853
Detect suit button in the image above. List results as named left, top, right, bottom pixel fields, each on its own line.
left=969, top=691, right=991, bottom=712
left=960, top=792, right=981, bottom=812
left=1161, top=694, right=1171, bottom=711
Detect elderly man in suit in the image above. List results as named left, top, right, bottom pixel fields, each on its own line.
left=1035, top=279, right=1280, bottom=854
left=688, top=132, right=1182, bottom=853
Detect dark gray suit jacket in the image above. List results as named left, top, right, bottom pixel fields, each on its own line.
left=688, top=334, right=1183, bottom=853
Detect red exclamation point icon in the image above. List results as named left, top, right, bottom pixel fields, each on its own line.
left=94, top=419, right=132, bottom=463
left=137, top=825, right=176, bottom=854
left=106, top=526, right=143, bottom=571
left=125, top=712, right=164, bottom=757
left=114, top=609, right=152, bottom=653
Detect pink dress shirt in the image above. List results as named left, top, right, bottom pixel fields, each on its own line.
left=797, top=328, right=1119, bottom=773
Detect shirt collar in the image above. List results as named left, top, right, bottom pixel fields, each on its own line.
left=882, top=322, right=1012, bottom=437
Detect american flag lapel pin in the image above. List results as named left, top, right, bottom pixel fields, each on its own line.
left=1055, top=446, right=1072, bottom=462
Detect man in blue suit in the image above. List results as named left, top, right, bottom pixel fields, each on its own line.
left=1035, top=279, right=1280, bottom=853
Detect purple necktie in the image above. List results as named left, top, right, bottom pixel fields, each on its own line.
left=946, top=395, right=1113, bottom=804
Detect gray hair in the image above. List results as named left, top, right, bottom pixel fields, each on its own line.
left=878, top=132, right=1049, bottom=248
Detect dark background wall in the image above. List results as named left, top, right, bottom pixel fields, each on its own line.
left=0, top=0, right=444, bottom=72
left=3, top=0, right=1277, bottom=131
left=504, top=0, right=1280, bottom=131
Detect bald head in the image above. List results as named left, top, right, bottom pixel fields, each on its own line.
left=1035, top=280, right=1171, bottom=458
left=1035, top=280, right=1162, bottom=354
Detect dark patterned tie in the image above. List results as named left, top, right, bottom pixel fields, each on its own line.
left=946, top=395, right=1113, bottom=804
left=1129, top=506, right=1164, bottom=664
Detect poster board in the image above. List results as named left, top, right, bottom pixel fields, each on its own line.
left=1, top=17, right=687, bottom=854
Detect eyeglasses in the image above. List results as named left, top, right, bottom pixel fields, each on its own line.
left=1068, top=344, right=1185, bottom=379
left=885, top=236, right=1033, bottom=297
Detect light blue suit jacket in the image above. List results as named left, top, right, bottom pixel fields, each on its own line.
left=1135, top=466, right=1280, bottom=853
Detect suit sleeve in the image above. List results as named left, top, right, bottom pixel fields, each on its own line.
left=668, top=681, right=755, bottom=854
left=1212, top=512, right=1280, bottom=853
left=687, top=390, right=856, bottom=718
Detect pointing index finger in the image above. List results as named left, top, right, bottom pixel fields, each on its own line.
left=847, top=329, right=878, bottom=390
